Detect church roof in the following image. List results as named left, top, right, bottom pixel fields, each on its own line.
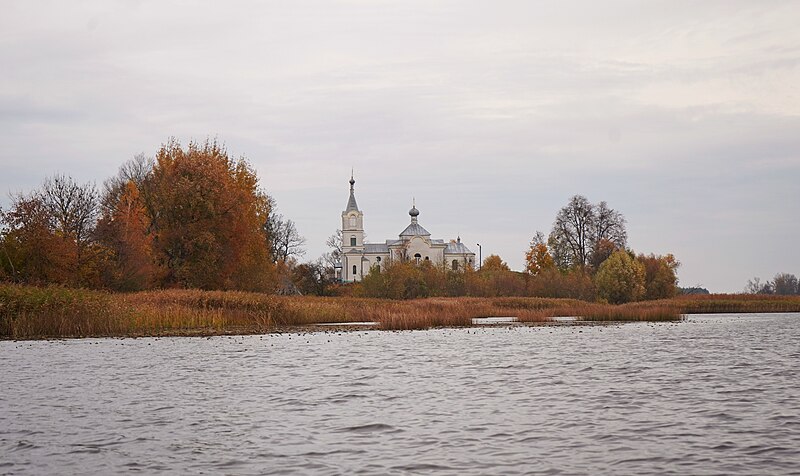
left=363, top=243, right=389, bottom=253
left=399, top=200, right=431, bottom=237
left=399, top=222, right=431, bottom=237
left=445, top=240, right=473, bottom=254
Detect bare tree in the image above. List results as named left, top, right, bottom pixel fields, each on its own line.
left=549, top=195, right=627, bottom=270
left=745, top=277, right=774, bottom=294
left=549, top=195, right=595, bottom=268
left=101, top=154, right=153, bottom=216
left=39, top=174, right=99, bottom=257
left=268, top=214, right=306, bottom=262
left=592, top=201, right=627, bottom=250
left=322, top=229, right=343, bottom=268
left=773, top=273, right=799, bottom=295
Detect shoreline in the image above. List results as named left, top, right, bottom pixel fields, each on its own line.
left=1, top=319, right=652, bottom=341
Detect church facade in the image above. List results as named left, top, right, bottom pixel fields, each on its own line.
left=340, top=175, right=476, bottom=282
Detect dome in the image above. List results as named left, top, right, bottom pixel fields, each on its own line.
left=409, top=206, right=419, bottom=217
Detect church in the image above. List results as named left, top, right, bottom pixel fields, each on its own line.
left=340, top=175, right=476, bottom=282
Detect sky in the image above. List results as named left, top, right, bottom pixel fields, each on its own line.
left=1, top=1, right=799, bottom=292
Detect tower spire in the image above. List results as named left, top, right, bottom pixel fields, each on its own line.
left=346, top=172, right=359, bottom=211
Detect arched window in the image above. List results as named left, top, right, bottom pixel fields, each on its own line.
left=352, top=265, right=357, bottom=276
left=424, top=256, right=430, bottom=261
left=376, top=257, right=381, bottom=262
left=452, top=260, right=459, bottom=270
left=414, top=253, right=421, bottom=263
left=349, top=216, right=356, bottom=227
left=350, top=236, right=356, bottom=246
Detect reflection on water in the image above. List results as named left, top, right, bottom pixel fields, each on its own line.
left=2, top=314, right=799, bottom=475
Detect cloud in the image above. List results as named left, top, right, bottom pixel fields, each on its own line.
left=1, top=0, right=799, bottom=291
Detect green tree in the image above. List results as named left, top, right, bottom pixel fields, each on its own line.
left=595, top=250, right=645, bottom=304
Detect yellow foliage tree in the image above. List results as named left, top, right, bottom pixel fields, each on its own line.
left=595, top=249, right=645, bottom=304
left=525, top=242, right=555, bottom=275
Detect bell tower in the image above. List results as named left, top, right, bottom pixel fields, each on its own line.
left=341, top=173, right=364, bottom=281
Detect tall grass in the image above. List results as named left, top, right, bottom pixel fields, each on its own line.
left=4, top=284, right=798, bottom=339
left=668, top=294, right=800, bottom=314
left=0, top=285, right=123, bottom=338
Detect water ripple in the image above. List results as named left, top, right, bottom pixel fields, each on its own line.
left=1, top=313, right=799, bottom=474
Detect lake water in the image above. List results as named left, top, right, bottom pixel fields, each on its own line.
left=2, top=314, right=799, bottom=475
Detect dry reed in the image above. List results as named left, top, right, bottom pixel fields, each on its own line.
left=4, top=284, right=798, bottom=339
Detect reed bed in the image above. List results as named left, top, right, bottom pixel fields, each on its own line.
left=3, top=283, right=798, bottom=339
left=0, top=285, right=125, bottom=338
left=667, top=294, right=800, bottom=314
left=514, top=302, right=683, bottom=322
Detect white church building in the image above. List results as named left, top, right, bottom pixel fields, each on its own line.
left=340, top=175, right=476, bottom=282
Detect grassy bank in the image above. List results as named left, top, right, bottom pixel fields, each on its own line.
left=2, top=284, right=798, bottom=339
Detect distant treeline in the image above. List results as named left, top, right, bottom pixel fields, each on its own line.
left=679, top=287, right=710, bottom=295
left=2, top=140, right=679, bottom=304
left=745, top=273, right=800, bottom=295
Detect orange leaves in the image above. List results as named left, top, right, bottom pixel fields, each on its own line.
left=525, top=242, right=555, bottom=276
left=146, top=140, right=274, bottom=291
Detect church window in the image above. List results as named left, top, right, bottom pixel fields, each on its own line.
left=452, top=260, right=459, bottom=270
left=353, top=265, right=357, bottom=276
left=349, top=216, right=356, bottom=227
left=350, top=236, right=356, bottom=246
left=414, top=253, right=421, bottom=263
left=424, top=256, right=430, bottom=261
left=376, top=257, right=381, bottom=262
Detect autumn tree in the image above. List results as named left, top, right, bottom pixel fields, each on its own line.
left=471, top=254, right=526, bottom=296
left=588, top=238, right=618, bottom=272
left=39, top=175, right=102, bottom=284
left=361, top=260, right=429, bottom=299
left=96, top=160, right=160, bottom=291
left=525, top=267, right=596, bottom=300
left=595, top=249, right=645, bottom=304
left=637, top=253, right=680, bottom=300
left=524, top=231, right=555, bottom=275
left=548, top=195, right=626, bottom=270
left=0, top=194, right=73, bottom=284
left=100, top=154, right=152, bottom=212
left=0, top=175, right=103, bottom=286
left=292, top=259, right=332, bottom=296
left=482, top=254, right=510, bottom=273
left=143, top=139, right=275, bottom=291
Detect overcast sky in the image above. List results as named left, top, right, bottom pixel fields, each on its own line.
left=2, top=1, right=799, bottom=292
